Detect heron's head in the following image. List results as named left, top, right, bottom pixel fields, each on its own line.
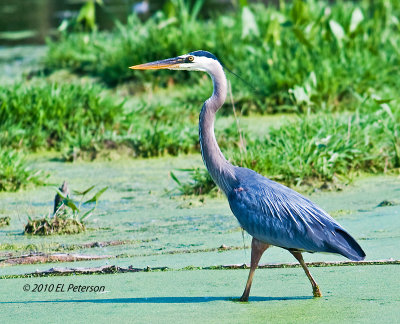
left=129, top=50, right=222, bottom=73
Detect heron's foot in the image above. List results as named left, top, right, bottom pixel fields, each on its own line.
left=313, top=286, right=322, bottom=298
left=238, top=294, right=249, bottom=302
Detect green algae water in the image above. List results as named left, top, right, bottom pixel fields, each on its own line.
left=1, top=154, right=400, bottom=269
left=1, top=154, right=399, bottom=322
left=0, top=266, right=399, bottom=323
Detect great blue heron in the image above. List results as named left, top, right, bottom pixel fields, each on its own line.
left=130, top=50, right=366, bottom=301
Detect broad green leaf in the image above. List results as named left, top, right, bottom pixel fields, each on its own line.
left=329, top=20, right=345, bottom=42
left=308, top=71, right=317, bottom=88
left=392, top=15, right=399, bottom=27
left=289, top=86, right=310, bottom=104
left=266, top=18, right=281, bottom=45
left=220, top=16, right=235, bottom=28
left=380, top=104, right=394, bottom=119
left=292, top=27, right=312, bottom=48
left=190, top=0, right=204, bottom=22
left=77, top=1, right=96, bottom=31
left=157, top=17, right=177, bottom=30
left=80, top=207, right=95, bottom=221
left=84, top=186, right=108, bottom=204
left=73, top=185, right=95, bottom=196
left=350, top=8, right=363, bottom=33
left=373, top=98, right=393, bottom=104
left=239, top=0, right=248, bottom=8
left=242, top=7, right=259, bottom=39
left=65, top=199, right=79, bottom=212
left=291, top=0, right=309, bottom=25
left=58, top=20, right=69, bottom=32
left=55, top=188, right=68, bottom=200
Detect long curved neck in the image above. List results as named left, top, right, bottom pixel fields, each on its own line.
left=199, top=63, right=236, bottom=194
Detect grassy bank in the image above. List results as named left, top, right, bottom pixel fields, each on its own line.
left=0, top=82, right=124, bottom=151
left=176, top=101, right=400, bottom=194
left=46, top=0, right=400, bottom=114
left=1, top=0, right=400, bottom=192
left=0, top=81, right=242, bottom=159
left=0, top=81, right=239, bottom=190
left=0, top=149, right=44, bottom=191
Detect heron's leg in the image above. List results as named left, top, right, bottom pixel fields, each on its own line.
left=290, top=251, right=322, bottom=297
left=239, top=237, right=270, bottom=302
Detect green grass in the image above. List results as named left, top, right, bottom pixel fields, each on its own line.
left=0, top=149, right=44, bottom=192
left=0, top=81, right=239, bottom=190
left=0, top=82, right=124, bottom=190
left=176, top=101, right=400, bottom=194
left=171, top=168, right=218, bottom=196
left=0, top=82, right=125, bottom=152
left=0, top=81, right=238, bottom=159
left=45, top=0, right=400, bottom=114
left=2, top=0, right=400, bottom=192
left=240, top=106, right=400, bottom=184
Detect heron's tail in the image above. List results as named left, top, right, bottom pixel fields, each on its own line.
left=332, top=228, right=366, bottom=261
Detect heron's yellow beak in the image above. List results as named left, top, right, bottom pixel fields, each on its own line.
left=129, top=57, right=184, bottom=70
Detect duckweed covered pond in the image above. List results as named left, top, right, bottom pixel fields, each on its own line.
left=1, top=154, right=399, bottom=322
left=1, top=154, right=400, bottom=270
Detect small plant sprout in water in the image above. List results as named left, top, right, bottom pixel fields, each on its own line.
left=170, top=169, right=217, bottom=196
left=24, top=181, right=108, bottom=235
left=0, top=216, right=11, bottom=228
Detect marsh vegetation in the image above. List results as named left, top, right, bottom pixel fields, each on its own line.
left=24, top=183, right=107, bottom=235
left=1, top=0, right=399, bottom=193
left=1, top=4, right=400, bottom=320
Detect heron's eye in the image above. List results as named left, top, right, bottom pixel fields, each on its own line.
left=187, top=56, right=194, bottom=62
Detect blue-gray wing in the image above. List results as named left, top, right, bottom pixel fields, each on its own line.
left=227, top=169, right=365, bottom=261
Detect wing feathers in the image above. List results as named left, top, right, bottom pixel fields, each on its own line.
left=228, top=169, right=365, bottom=260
